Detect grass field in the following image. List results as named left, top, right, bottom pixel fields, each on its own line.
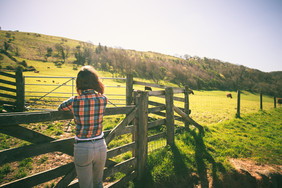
left=1, top=60, right=277, bottom=121
left=139, top=107, right=282, bottom=187
left=0, top=61, right=280, bottom=187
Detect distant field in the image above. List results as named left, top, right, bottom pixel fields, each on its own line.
left=1, top=61, right=277, bottom=125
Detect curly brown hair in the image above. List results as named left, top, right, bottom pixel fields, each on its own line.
left=76, top=66, right=104, bottom=94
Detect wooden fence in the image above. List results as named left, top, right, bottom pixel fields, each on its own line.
left=0, top=70, right=278, bottom=187
left=0, top=69, right=24, bottom=111
left=0, top=85, right=202, bottom=187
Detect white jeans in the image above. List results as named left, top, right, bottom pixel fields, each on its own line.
left=74, top=139, right=107, bottom=188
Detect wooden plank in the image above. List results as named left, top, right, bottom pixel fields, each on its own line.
left=148, top=90, right=165, bottom=96
left=165, top=87, right=175, bottom=146
left=148, top=100, right=163, bottom=106
left=148, top=132, right=166, bottom=142
left=184, top=86, right=190, bottom=128
left=0, top=71, right=15, bottom=78
left=0, top=93, right=16, bottom=99
left=148, top=105, right=166, bottom=114
left=126, top=74, right=133, bottom=105
left=107, top=142, right=135, bottom=159
left=0, top=137, right=74, bottom=166
left=0, top=86, right=16, bottom=93
left=55, top=166, right=77, bottom=188
left=133, top=81, right=166, bottom=89
left=155, top=95, right=184, bottom=102
left=105, top=107, right=137, bottom=144
left=237, top=90, right=241, bottom=118
left=104, top=106, right=136, bottom=116
left=0, top=124, right=54, bottom=144
left=0, top=100, right=15, bottom=105
left=173, top=106, right=203, bottom=130
left=173, top=88, right=185, bottom=94
left=106, top=171, right=137, bottom=188
left=0, top=79, right=16, bottom=86
left=50, top=111, right=74, bottom=121
left=0, top=111, right=52, bottom=127
left=260, top=92, right=263, bottom=110
left=0, top=162, right=74, bottom=188
left=15, top=69, right=25, bottom=111
left=0, top=106, right=136, bottom=127
left=147, top=119, right=166, bottom=129
left=151, top=111, right=182, bottom=122
left=173, top=96, right=185, bottom=102
left=103, top=158, right=136, bottom=180
left=135, top=91, right=148, bottom=180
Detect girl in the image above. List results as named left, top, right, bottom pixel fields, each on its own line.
left=58, top=65, right=108, bottom=188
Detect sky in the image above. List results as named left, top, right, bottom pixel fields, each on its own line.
left=0, top=0, right=281, bottom=72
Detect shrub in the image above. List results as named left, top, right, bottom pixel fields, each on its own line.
left=14, top=167, right=28, bottom=179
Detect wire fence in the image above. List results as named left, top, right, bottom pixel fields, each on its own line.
left=24, top=76, right=127, bottom=110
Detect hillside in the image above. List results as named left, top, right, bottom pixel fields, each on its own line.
left=0, top=30, right=281, bottom=96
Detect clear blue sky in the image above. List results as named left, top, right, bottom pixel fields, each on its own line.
left=0, top=0, right=281, bottom=72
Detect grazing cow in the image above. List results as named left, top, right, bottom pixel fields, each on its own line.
left=188, top=89, right=194, bottom=95
left=145, top=86, right=152, bottom=91
left=47, top=67, right=50, bottom=69
left=277, top=98, right=282, bottom=104
left=52, top=80, right=55, bottom=83
left=227, top=93, right=232, bottom=98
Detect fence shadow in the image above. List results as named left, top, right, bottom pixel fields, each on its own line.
left=191, top=129, right=225, bottom=187
left=133, top=128, right=227, bottom=188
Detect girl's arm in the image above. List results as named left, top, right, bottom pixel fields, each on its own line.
left=58, top=97, right=73, bottom=111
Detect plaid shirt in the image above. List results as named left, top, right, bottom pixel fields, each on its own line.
left=58, top=89, right=108, bottom=139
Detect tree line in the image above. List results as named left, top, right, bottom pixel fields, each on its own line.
left=0, top=30, right=281, bottom=96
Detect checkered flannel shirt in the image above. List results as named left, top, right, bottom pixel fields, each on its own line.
left=58, top=89, right=108, bottom=139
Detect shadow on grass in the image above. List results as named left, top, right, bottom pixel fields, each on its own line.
left=188, top=128, right=226, bottom=188
left=133, top=128, right=226, bottom=188
left=133, top=126, right=282, bottom=187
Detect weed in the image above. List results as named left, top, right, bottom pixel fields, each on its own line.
left=14, top=167, right=28, bottom=179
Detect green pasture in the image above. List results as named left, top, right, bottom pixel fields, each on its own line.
left=1, top=60, right=277, bottom=123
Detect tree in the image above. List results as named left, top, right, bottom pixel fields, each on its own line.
left=4, top=41, right=10, bottom=51
left=45, top=47, right=52, bottom=61
left=95, top=43, right=103, bottom=54
left=55, top=44, right=69, bottom=63
left=74, top=45, right=85, bottom=65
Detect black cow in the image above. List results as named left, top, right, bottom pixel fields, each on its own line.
left=145, top=86, right=152, bottom=91
left=227, top=93, right=232, bottom=98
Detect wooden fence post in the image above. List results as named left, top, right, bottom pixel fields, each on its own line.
left=165, top=87, right=175, bottom=146
left=184, top=86, right=190, bottom=128
left=260, top=93, right=263, bottom=110
left=236, top=90, right=241, bottom=118
left=16, top=68, right=25, bottom=112
left=135, top=91, right=148, bottom=181
left=126, top=74, right=133, bottom=105
left=274, top=96, right=276, bottom=108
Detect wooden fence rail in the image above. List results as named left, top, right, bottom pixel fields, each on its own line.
left=0, top=69, right=25, bottom=111
left=3, top=71, right=276, bottom=187
left=0, top=85, right=201, bottom=187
